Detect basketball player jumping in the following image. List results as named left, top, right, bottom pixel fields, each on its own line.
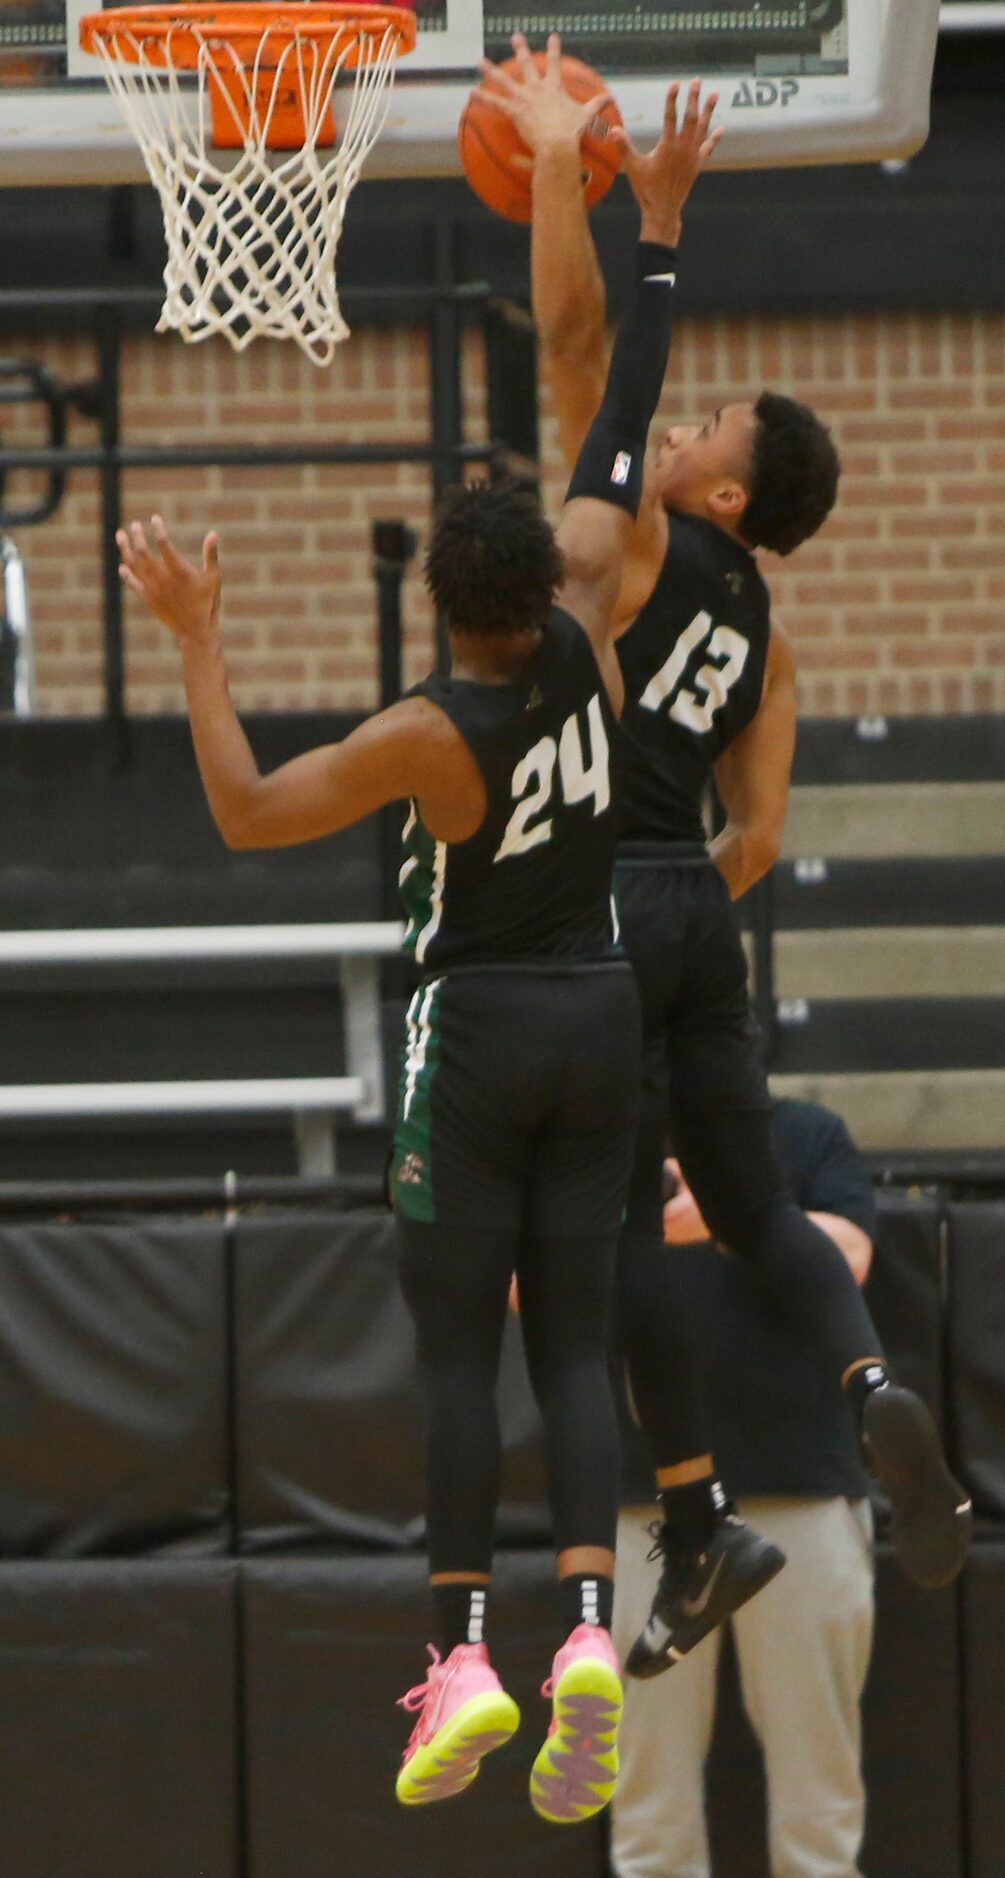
left=482, top=34, right=973, bottom=1679
left=116, top=83, right=718, bottom=1820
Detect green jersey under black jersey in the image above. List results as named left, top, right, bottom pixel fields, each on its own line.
left=399, top=607, right=620, bottom=974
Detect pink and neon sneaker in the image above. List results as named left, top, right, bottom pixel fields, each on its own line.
left=529, top=1624, right=623, bottom=1824
left=395, top=1642, right=521, bottom=1806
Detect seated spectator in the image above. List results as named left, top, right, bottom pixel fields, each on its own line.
left=611, top=1096, right=877, bottom=1878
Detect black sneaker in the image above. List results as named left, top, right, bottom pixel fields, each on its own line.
left=861, top=1384, right=973, bottom=1588
left=624, top=1513, right=786, bottom=1681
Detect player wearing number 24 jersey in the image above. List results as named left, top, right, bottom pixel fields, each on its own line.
left=398, top=607, right=619, bottom=975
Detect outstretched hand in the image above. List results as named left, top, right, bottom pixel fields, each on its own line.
left=117, top=515, right=221, bottom=646
left=476, top=30, right=611, bottom=158
left=613, top=78, right=723, bottom=244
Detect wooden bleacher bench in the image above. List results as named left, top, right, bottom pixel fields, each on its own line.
left=0, top=923, right=404, bottom=1175
left=750, top=715, right=1005, bottom=1156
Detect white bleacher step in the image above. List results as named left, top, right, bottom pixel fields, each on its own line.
left=0, top=1078, right=364, bottom=1118
left=0, top=922, right=403, bottom=1140
left=745, top=926, right=1005, bottom=1000
left=0, top=923, right=404, bottom=966
left=769, top=1068, right=1005, bottom=1153
left=0, top=1077, right=366, bottom=1179
left=782, top=782, right=1005, bottom=860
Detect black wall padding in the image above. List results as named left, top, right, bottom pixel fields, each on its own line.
left=0, top=1219, right=230, bottom=1556
left=241, top=1551, right=603, bottom=1878
left=0, top=1560, right=238, bottom=1878
left=234, top=1209, right=548, bottom=1551
left=0, top=716, right=378, bottom=929
left=946, top=1203, right=1005, bottom=1520
left=859, top=1550, right=962, bottom=1878
left=961, top=1545, right=1005, bottom=1878
left=866, top=1191, right=945, bottom=1427
left=678, top=1548, right=962, bottom=1878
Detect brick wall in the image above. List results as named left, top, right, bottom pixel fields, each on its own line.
left=4, top=307, right=1003, bottom=718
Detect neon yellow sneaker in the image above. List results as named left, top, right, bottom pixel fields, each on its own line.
left=529, top=1624, right=623, bottom=1825
left=395, top=1642, right=520, bottom=1807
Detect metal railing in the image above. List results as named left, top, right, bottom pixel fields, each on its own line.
left=0, top=275, right=538, bottom=757
left=0, top=921, right=404, bottom=1176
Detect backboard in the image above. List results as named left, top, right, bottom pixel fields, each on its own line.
left=0, top=0, right=960, bottom=185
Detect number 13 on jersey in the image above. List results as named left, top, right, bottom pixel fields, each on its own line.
left=494, top=693, right=610, bottom=864
left=641, top=609, right=749, bottom=735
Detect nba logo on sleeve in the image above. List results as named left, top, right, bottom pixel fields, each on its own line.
left=611, top=452, right=632, bottom=486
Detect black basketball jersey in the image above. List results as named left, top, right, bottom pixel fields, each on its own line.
left=400, top=606, right=621, bottom=974
left=615, top=512, right=772, bottom=844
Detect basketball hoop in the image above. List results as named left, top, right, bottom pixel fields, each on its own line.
left=79, top=4, right=417, bottom=364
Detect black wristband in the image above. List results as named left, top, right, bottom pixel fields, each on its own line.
left=566, top=241, right=678, bottom=520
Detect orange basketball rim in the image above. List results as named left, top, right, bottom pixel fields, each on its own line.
left=79, top=3, right=417, bottom=149
left=77, top=2, right=417, bottom=360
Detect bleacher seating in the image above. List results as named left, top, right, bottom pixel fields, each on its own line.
left=2, top=712, right=1003, bottom=1185
left=753, top=713, right=1005, bottom=1158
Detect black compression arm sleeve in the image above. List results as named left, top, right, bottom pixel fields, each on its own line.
left=566, top=240, right=678, bottom=520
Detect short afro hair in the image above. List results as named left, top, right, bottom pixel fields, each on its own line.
left=424, top=477, right=564, bottom=638
left=740, top=391, right=841, bottom=557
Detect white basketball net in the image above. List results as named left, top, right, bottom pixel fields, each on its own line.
left=90, top=16, right=404, bottom=365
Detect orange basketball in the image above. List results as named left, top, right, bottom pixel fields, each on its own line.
left=459, top=52, right=622, bottom=225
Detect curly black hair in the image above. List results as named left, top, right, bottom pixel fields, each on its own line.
left=740, top=391, right=841, bottom=557
left=424, top=477, right=564, bottom=638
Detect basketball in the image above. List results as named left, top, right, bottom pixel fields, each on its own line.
left=459, top=52, right=623, bottom=225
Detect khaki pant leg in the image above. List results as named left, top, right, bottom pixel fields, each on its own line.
left=731, top=1496, right=875, bottom=1878
left=610, top=1506, right=722, bottom=1878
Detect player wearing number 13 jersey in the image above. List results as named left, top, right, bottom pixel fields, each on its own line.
left=529, top=49, right=972, bottom=1683
left=615, top=507, right=771, bottom=846
left=383, top=144, right=705, bottom=1806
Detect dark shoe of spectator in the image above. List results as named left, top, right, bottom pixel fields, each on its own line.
left=624, top=1512, right=786, bottom=1680
left=861, top=1384, right=973, bottom=1588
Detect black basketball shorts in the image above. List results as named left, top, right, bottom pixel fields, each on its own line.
left=613, top=843, right=776, bottom=1233
left=390, top=962, right=641, bottom=1235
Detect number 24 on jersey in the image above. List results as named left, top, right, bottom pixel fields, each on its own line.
left=494, top=693, right=609, bottom=864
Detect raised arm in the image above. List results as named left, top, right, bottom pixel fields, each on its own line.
left=710, top=624, right=796, bottom=899
left=480, top=41, right=720, bottom=693
left=117, top=518, right=483, bottom=850
left=481, top=40, right=719, bottom=475
left=533, top=141, right=608, bottom=468
left=478, top=33, right=609, bottom=465
left=553, top=236, right=681, bottom=698
left=532, top=142, right=609, bottom=473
